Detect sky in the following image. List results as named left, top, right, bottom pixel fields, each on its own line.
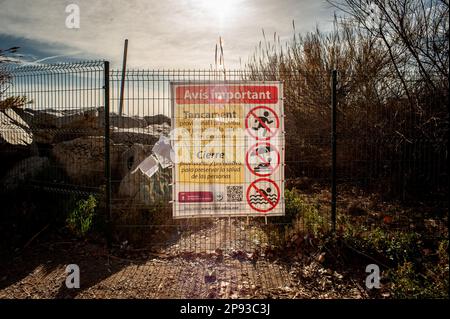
left=0, top=0, right=336, bottom=69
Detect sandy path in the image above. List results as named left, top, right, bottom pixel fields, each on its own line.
left=0, top=219, right=364, bottom=299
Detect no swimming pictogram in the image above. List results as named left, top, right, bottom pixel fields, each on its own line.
left=246, top=178, right=280, bottom=213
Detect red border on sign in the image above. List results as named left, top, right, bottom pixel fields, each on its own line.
left=245, top=106, right=280, bottom=140
left=246, top=178, right=281, bottom=213
left=245, top=142, right=280, bottom=177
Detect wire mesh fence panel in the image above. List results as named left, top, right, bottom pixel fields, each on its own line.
left=1, top=64, right=446, bottom=251
left=0, top=62, right=447, bottom=299
left=331, top=73, right=448, bottom=237
left=108, top=70, right=325, bottom=254
left=0, top=61, right=108, bottom=237
left=108, top=68, right=447, bottom=252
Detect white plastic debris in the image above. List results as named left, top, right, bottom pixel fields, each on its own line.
left=152, top=135, right=175, bottom=168
left=131, top=135, right=174, bottom=178
left=131, top=154, right=159, bottom=178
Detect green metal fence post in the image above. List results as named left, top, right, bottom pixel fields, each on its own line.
left=331, top=70, right=337, bottom=233
left=104, top=61, right=112, bottom=247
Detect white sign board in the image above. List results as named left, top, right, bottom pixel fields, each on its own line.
left=171, top=82, right=284, bottom=218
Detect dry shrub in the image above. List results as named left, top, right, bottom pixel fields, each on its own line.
left=245, top=11, right=448, bottom=199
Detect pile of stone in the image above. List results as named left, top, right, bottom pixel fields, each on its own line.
left=0, top=106, right=172, bottom=213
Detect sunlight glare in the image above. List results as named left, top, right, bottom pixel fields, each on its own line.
left=197, top=0, right=236, bottom=22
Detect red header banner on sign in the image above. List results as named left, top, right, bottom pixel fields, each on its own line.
left=175, top=85, right=278, bottom=104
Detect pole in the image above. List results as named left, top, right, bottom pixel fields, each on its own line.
left=104, top=61, right=112, bottom=248
left=331, top=70, right=337, bottom=233
left=119, top=39, right=128, bottom=116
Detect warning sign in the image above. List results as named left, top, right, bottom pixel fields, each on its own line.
left=171, top=82, right=284, bottom=218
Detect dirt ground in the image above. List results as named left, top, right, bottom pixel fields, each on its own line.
left=0, top=219, right=367, bottom=299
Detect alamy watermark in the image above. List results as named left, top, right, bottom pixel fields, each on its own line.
left=65, top=4, right=80, bottom=29
left=65, top=264, right=80, bottom=289
left=365, top=264, right=381, bottom=289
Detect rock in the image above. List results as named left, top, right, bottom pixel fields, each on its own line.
left=55, top=108, right=100, bottom=129
left=32, top=129, right=57, bottom=145
left=97, top=111, right=148, bottom=129
left=118, top=143, right=153, bottom=178
left=0, top=109, right=36, bottom=178
left=0, top=109, right=33, bottom=146
left=110, top=114, right=147, bottom=128
left=118, top=163, right=171, bottom=206
left=15, top=107, right=102, bottom=144
left=110, top=123, right=170, bottom=146
left=51, top=136, right=128, bottom=185
left=144, top=114, right=171, bottom=126
left=1, top=156, right=50, bottom=191
left=17, top=107, right=100, bottom=129
left=10, top=109, right=171, bottom=144
left=14, top=108, right=62, bottom=128
left=146, top=123, right=171, bottom=136
left=113, top=145, right=171, bottom=242
left=117, top=143, right=171, bottom=209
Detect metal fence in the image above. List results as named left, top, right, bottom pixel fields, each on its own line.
left=1, top=61, right=108, bottom=193
left=0, top=62, right=447, bottom=252
left=0, top=61, right=109, bottom=244
left=107, top=68, right=447, bottom=248
left=108, top=69, right=301, bottom=252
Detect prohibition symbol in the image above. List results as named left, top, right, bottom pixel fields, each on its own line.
left=245, top=106, right=280, bottom=140
left=246, top=178, right=280, bottom=213
left=245, top=142, right=280, bottom=177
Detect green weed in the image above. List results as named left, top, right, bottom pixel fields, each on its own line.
left=66, top=194, right=97, bottom=237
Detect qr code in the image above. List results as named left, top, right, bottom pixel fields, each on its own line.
left=227, top=186, right=243, bottom=202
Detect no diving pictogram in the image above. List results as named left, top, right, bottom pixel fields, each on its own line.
left=245, top=142, right=280, bottom=177
left=246, top=178, right=280, bottom=213
left=245, top=106, right=280, bottom=140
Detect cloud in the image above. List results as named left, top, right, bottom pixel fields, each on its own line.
left=0, top=0, right=335, bottom=69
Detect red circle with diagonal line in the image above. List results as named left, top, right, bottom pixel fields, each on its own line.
left=246, top=178, right=280, bottom=213
left=245, top=142, right=280, bottom=177
left=245, top=106, right=280, bottom=140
